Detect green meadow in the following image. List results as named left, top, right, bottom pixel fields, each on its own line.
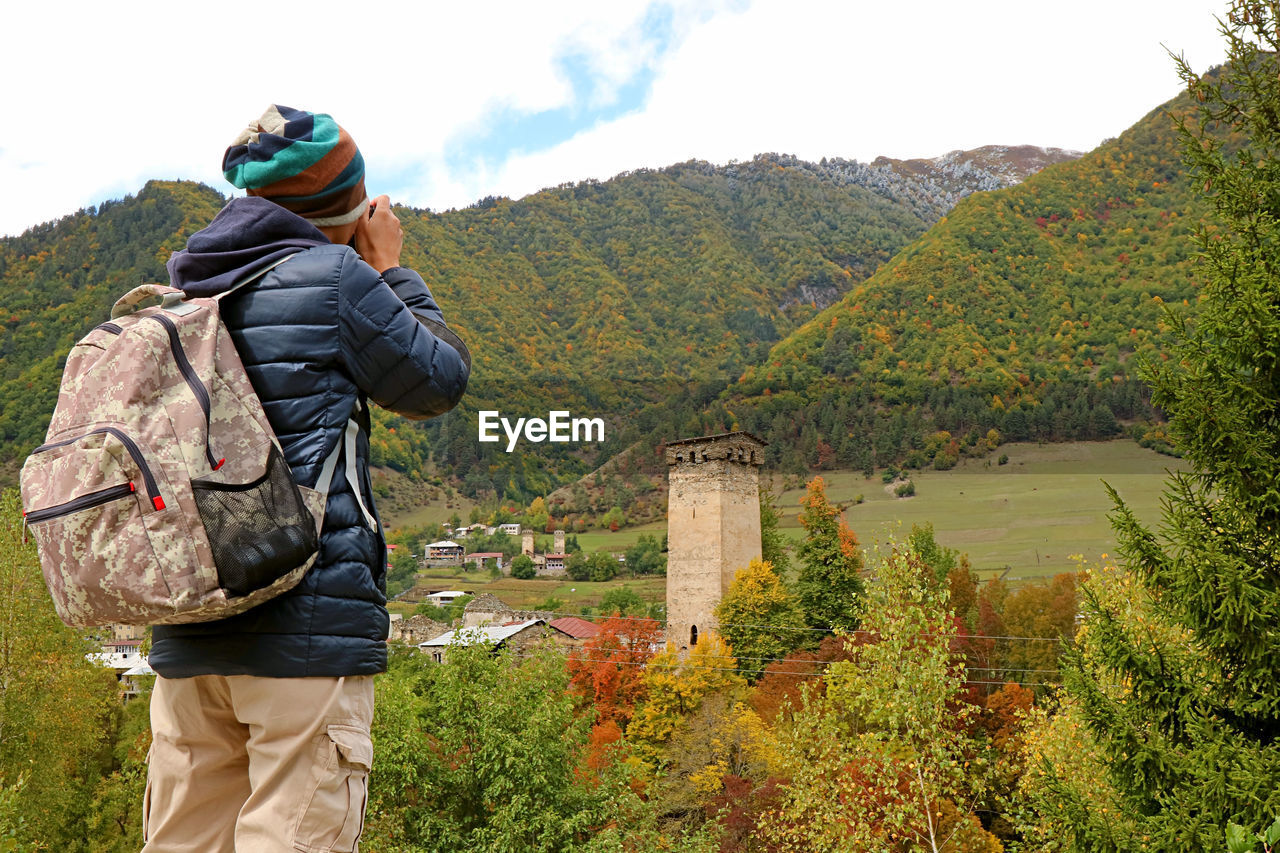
left=770, top=440, right=1187, bottom=580
left=387, top=440, right=1186, bottom=617
left=389, top=571, right=667, bottom=615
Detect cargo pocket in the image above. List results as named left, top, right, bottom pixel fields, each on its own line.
left=293, top=724, right=373, bottom=852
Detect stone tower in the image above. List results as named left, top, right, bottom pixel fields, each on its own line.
left=553, top=529, right=566, bottom=554
left=665, top=431, right=766, bottom=649
left=522, top=531, right=534, bottom=556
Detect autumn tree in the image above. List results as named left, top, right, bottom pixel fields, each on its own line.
left=654, top=693, right=778, bottom=827
left=748, top=634, right=855, bottom=725
left=714, top=558, right=805, bottom=680
left=764, top=545, right=997, bottom=852
left=525, top=496, right=550, bottom=534
left=567, top=614, right=665, bottom=732
left=626, top=633, right=745, bottom=773
left=794, top=476, right=864, bottom=631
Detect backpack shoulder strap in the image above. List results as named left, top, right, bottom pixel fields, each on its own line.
left=211, top=253, right=301, bottom=303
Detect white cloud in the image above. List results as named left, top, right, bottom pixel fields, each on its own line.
left=0, top=0, right=1231, bottom=235
left=472, top=0, right=1229, bottom=207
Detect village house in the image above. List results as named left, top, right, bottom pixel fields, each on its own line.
left=546, top=616, right=600, bottom=651
left=464, top=551, right=506, bottom=572
left=425, top=540, right=464, bottom=561
left=418, top=619, right=549, bottom=663
left=388, top=613, right=451, bottom=645
left=418, top=617, right=591, bottom=663
left=89, top=638, right=153, bottom=700
left=540, top=553, right=568, bottom=576
left=463, top=593, right=515, bottom=627
left=424, top=590, right=469, bottom=608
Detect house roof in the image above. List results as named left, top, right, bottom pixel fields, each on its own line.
left=545, top=553, right=568, bottom=560
left=124, top=660, right=155, bottom=677
left=466, top=552, right=505, bottom=558
left=549, top=616, right=601, bottom=639
left=426, top=590, right=468, bottom=599
left=419, top=618, right=545, bottom=648
left=88, top=651, right=149, bottom=672
left=426, top=540, right=463, bottom=549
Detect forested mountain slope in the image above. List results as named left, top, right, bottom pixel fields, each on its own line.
left=723, top=89, right=1206, bottom=473
left=0, top=183, right=226, bottom=473
left=0, top=146, right=1064, bottom=493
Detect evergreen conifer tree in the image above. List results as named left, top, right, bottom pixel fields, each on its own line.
left=1057, top=5, right=1280, bottom=848
left=795, top=476, right=863, bottom=631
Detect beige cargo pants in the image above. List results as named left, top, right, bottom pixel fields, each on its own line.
left=142, top=674, right=374, bottom=853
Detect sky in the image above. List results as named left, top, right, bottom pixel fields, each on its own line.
left=0, top=0, right=1230, bottom=238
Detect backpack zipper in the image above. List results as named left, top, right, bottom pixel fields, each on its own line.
left=24, top=482, right=136, bottom=524
left=149, top=314, right=219, bottom=469
left=34, top=427, right=166, bottom=511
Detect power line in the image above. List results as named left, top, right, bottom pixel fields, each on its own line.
left=516, top=649, right=1060, bottom=687
left=527, top=609, right=1074, bottom=643
left=558, top=643, right=1061, bottom=675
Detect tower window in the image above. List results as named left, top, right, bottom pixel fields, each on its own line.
left=690, top=625, right=698, bottom=646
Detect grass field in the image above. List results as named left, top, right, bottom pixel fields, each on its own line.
left=390, top=570, right=667, bottom=615
left=768, top=441, right=1186, bottom=580
left=384, top=494, right=478, bottom=530
left=384, top=440, right=1187, bottom=616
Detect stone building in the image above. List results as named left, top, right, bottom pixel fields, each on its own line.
left=463, top=593, right=515, bottom=628
left=664, top=431, right=766, bottom=650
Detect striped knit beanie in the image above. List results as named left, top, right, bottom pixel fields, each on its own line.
left=222, top=105, right=368, bottom=227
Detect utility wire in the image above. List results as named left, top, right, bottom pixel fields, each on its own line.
left=516, top=649, right=1060, bottom=687
left=519, top=609, right=1074, bottom=643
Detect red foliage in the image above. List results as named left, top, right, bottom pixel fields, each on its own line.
left=709, top=776, right=787, bottom=852
left=749, top=635, right=857, bottom=723
left=978, top=682, right=1035, bottom=754
left=585, top=719, right=624, bottom=772
left=566, top=615, right=664, bottom=731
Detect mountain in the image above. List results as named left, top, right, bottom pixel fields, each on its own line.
left=0, top=145, right=1067, bottom=497
left=723, top=93, right=1204, bottom=473
left=0, top=182, right=226, bottom=478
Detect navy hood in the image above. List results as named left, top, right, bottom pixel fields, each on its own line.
left=168, top=196, right=328, bottom=297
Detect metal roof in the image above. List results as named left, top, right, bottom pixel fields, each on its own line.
left=419, top=618, right=545, bottom=648
left=548, top=616, right=601, bottom=639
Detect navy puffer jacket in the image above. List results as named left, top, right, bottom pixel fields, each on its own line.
left=149, top=198, right=468, bottom=678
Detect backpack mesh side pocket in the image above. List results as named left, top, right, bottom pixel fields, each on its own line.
left=191, top=445, right=319, bottom=597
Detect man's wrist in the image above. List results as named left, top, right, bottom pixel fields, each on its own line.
left=367, top=257, right=401, bottom=275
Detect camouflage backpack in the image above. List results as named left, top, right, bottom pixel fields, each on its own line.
left=18, top=257, right=362, bottom=627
